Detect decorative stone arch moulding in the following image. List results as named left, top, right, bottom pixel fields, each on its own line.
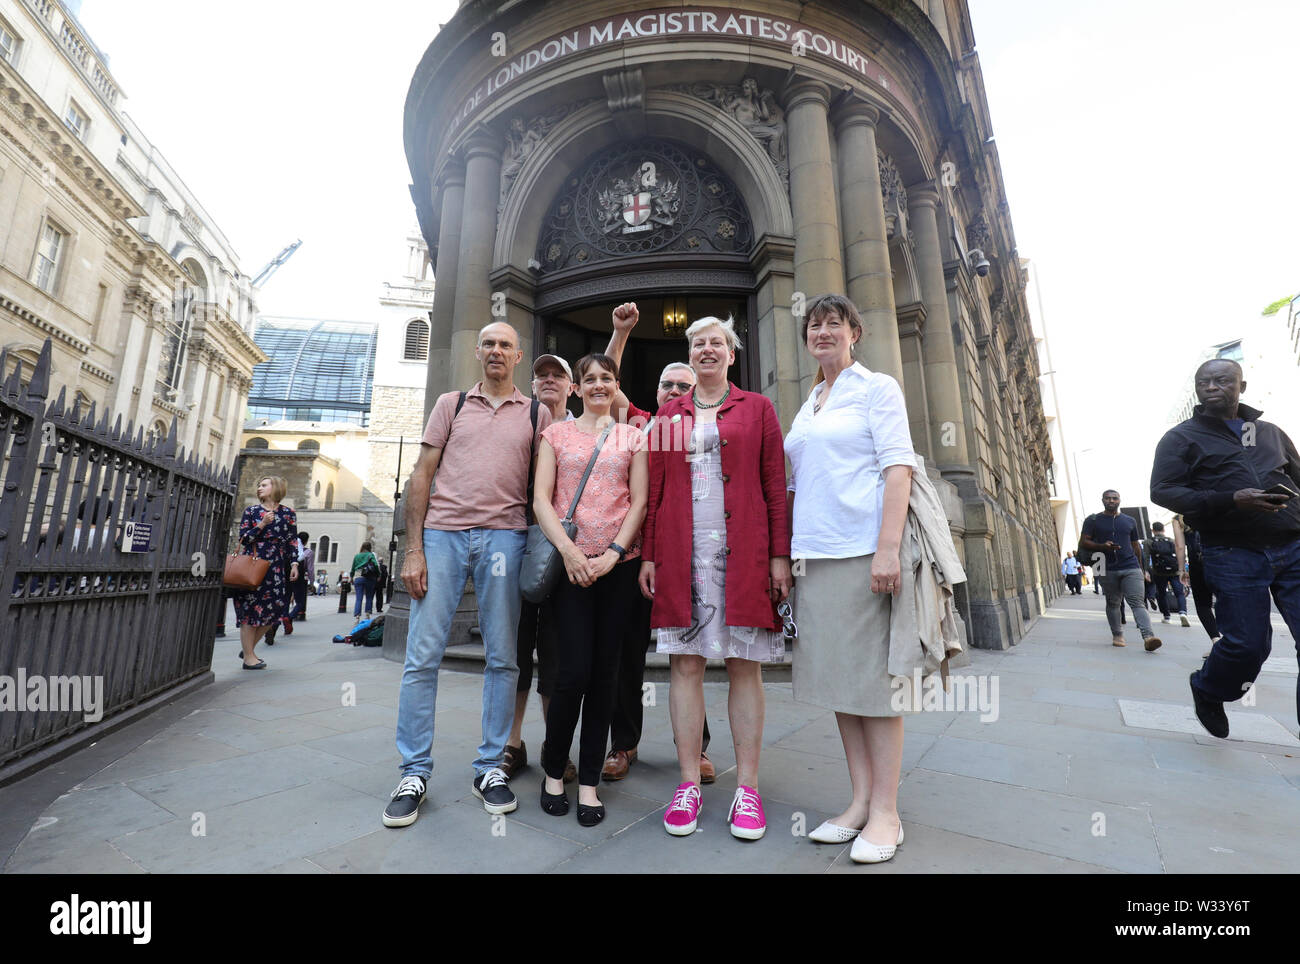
left=492, top=88, right=794, bottom=271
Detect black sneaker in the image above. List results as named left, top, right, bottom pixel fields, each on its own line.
left=383, top=775, right=427, bottom=828
left=472, top=767, right=518, bottom=814
left=1189, top=674, right=1229, bottom=738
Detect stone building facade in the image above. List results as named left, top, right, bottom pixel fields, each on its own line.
left=403, top=0, right=1059, bottom=648
left=236, top=238, right=431, bottom=577
left=0, top=0, right=264, bottom=466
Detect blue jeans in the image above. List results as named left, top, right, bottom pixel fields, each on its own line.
left=352, top=576, right=375, bottom=617
left=1193, top=539, right=1300, bottom=723
left=1151, top=573, right=1186, bottom=617
left=395, top=527, right=525, bottom=779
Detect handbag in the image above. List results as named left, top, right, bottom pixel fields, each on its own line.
left=520, top=422, right=615, bottom=604
left=223, top=549, right=270, bottom=590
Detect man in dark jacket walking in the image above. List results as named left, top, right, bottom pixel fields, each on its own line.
left=1151, top=358, right=1300, bottom=738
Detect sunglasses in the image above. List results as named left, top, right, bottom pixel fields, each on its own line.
left=777, top=601, right=798, bottom=642
left=660, top=380, right=693, bottom=392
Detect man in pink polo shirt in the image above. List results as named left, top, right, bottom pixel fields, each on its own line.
left=383, top=321, right=551, bottom=828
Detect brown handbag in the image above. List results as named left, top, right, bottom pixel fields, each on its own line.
left=223, top=551, right=270, bottom=590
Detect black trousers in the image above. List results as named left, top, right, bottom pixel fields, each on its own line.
left=1064, top=573, right=1081, bottom=594
left=517, top=597, right=558, bottom=697
left=610, top=590, right=710, bottom=753
left=542, top=559, right=639, bottom=786
left=374, top=579, right=385, bottom=612
left=290, top=576, right=308, bottom=618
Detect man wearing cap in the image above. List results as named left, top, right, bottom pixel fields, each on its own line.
left=503, top=351, right=577, bottom=781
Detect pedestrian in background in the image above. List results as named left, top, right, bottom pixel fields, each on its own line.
left=1144, top=522, right=1188, bottom=626
left=1061, top=552, right=1082, bottom=594
left=351, top=541, right=380, bottom=618
left=1079, top=492, right=1162, bottom=651
left=232, top=476, right=298, bottom=670
left=337, top=570, right=351, bottom=613
left=375, top=560, right=388, bottom=614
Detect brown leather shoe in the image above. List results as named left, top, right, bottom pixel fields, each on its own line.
left=502, top=741, right=527, bottom=779
left=699, top=751, right=716, bottom=784
left=563, top=759, right=578, bottom=784
left=1112, top=636, right=1126, bottom=647
left=601, top=748, right=638, bottom=781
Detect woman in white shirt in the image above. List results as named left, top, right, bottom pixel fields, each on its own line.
left=784, top=293, right=915, bottom=864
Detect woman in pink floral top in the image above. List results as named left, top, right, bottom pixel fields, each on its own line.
left=532, top=353, right=648, bottom=826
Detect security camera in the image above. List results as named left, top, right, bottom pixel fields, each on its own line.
left=527, top=258, right=542, bottom=272
left=968, top=248, right=991, bottom=276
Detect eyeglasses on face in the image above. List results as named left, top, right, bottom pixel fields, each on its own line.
left=660, top=380, right=693, bottom=392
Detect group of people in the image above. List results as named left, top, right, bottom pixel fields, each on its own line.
left=385, top=295, right=963, bottom=864
left=1070, top=357, right=1300, bottom=740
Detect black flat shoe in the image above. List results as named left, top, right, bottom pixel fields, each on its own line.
left=576, top=802, right=605, bottom=827
left=242, top=660, right=267, bottom=670
left=540, top=785, right=569, bottom=816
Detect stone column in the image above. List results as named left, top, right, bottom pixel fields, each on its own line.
left=831, top=97, right=902, bottom=384
left=895, top=303, right=932, bottom=457
left=425, top=160, right=465, bottom=419
left=784, top=76, right=844, bottom=393
left=450, top=128, right=503, bottom=394
left=908, top=184, right=970, bottom=470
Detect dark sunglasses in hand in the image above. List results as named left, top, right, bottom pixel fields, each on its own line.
left=660, top=380, right=693, bottom=392
left=777, top=601, right=797, bottom=642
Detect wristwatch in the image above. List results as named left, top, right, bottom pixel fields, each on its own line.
left=609, top=542, right=627, bottom=560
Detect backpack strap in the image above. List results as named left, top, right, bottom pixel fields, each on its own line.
left=526, top=399, right=540, bottom=525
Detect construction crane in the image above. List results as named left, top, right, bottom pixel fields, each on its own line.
left=250, top=239, right=302, bottom=287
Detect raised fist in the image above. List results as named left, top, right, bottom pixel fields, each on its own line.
left=612, top=302, right=639, bottom=331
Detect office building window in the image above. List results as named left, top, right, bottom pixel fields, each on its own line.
left=64, top=101, right=88, bottom=141
left=404, top=319, right=430, bottom=361
left=0, top=20, right=20, bottom=66
left=31, top=222, right=64, bottom=293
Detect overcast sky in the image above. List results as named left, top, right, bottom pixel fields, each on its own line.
left=80, top=1, right=1299, bottom=523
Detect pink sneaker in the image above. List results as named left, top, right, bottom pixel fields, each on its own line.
left=728, top=785, right=766, bottom=840
left=663, top=782, right=701, bottom=836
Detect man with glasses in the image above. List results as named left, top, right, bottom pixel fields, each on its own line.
left=601, top=302, right=714, bottom=783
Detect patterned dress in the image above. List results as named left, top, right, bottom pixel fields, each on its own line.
left=656, top=424, right=785, bottom=662
left=232, top=503, right=298, bottom=628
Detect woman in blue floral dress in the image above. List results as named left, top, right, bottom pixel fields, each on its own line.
left=233, top=476, right=298, bottom=669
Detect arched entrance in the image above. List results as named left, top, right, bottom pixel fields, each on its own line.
left=530, top=137, right=759, bottom=408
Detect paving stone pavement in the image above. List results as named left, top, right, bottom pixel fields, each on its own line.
left=1, top=592, right=1297, bottom=874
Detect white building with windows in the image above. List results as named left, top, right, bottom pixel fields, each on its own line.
left=236, top=233, right=432, bottom=578
left=1025, top=258, right=1084, bottom=563
left=0, top=0, right=264, bottom=464
left=1170, top=301, right=1300, bottom=429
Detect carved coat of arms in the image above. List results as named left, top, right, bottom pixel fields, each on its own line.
left=598, top=162, right=679, bottom=235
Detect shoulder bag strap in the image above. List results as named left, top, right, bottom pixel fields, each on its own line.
left=561, top=422, right=616, bottom=524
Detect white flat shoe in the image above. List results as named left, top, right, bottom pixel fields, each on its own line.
left=850, top=824, right=904, bottom=864
left=809, top=820, right=861, bottom=844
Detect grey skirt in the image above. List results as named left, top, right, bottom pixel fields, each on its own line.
left=791, top=553, right=917, bottom=717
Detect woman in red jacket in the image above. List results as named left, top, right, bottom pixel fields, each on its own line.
left=640, top=315, right=792, bottom=841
